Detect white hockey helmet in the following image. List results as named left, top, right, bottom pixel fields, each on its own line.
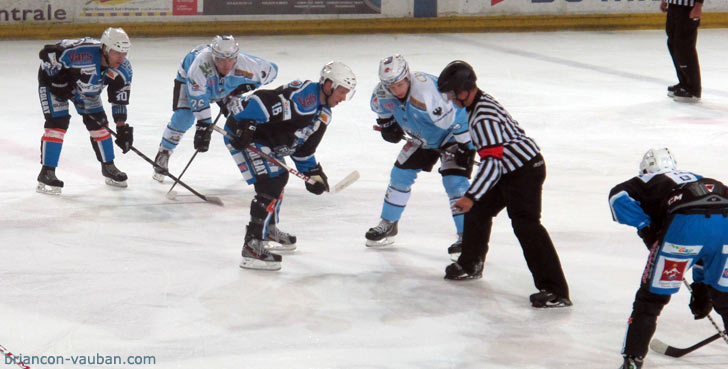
left=378, top=54, right=410, bottom=86
left=101, top=27, right=131, bottom=54
left=639, top=148, right=677, bottom=174
left=211, top=35, right=239, bottom=59
left=320, top=61, right=357, bottom=93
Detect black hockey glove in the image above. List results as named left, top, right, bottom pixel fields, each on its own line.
left=637, top=225, right=658, bottom=249
left=114, top=124, right=134, bottom=154
left=454, top=143, right=475, bottom=169
left=689, top=282, right=712, bottom=320
left=227, top=117, right=257, bottom=150
left=194, top=122, right=213, bottom=152
left=377, top=117, right=404, bottom=144
left=304, top=163, right=329, bottom=195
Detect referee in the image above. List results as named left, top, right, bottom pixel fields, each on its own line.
left=436, top=60, right=571, bottom=308
left=662, top=0, right=704, bottom=102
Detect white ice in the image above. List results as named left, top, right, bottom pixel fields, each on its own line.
left=1, top=29, right=728, bottom=369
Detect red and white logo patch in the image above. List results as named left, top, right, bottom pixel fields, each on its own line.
left=660, top=259, right=689, bottom=282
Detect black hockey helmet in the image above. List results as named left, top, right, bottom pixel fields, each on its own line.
left=437, top=60, right=477, bottom=95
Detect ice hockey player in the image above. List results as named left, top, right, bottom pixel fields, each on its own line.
left=36, top=27, right=134, bottom=194
left=222, top=61, right=356, bottom=271
left=437, top=60, right=571, bottom=309
left=152, top=35, right=278, bottom=182
left=365, top=54, right=474, bottom=260
left=609, top=148, right=728, bottom=369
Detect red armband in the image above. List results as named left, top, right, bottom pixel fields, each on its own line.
left=477, top=145, right=504, bottom=159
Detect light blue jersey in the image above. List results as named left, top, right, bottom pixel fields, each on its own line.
left=370, top=71, right=469, bottom=149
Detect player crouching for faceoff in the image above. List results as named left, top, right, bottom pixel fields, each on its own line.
left=364, top=54, right=474, bottom=259
left=152, top=35, right=278, bottom=182
left=609, top=148, right=728, bottom=369
left=37, top=27, right=134, bottom=195
left=437, top=60, right=571, bottom=309
left=222, top=61, right=356, bottom=271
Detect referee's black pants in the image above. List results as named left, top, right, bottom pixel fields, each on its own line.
left=666, top=4, right=701, bottom=97
left=458, top=153, right=570, bottom=299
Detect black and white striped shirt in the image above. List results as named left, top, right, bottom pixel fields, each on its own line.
left=666, top=0, right=703, bottom=6
left=465, top=91, right=540, bottom=200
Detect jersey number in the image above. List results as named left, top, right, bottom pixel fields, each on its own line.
left=665, top=171, right=699, bottom=185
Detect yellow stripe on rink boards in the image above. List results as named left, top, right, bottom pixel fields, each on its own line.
left=1, top=13, right=728, bottom=40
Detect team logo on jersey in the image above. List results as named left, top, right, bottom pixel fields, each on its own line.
left=432, top=107, right=442, bottom=116
left=288, top=80, right=303, bottom=88
left=234, top=69, right=253, bottom=78
left=383, top=103, right=394, bottom=109
left=659, top=259, right=688, bottom=282
left=68, top=51, right=93, bottom=64
left=200, top=62, right=214, bottom=78
left=297, top=94, right=316, bottom=108
left=409, top=96, right=426, bottom=110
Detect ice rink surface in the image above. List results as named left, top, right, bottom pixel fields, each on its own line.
left=1, top=29, right=727, bottom=368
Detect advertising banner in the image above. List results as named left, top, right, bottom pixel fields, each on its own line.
left=203, top=0, right=381, bottom=15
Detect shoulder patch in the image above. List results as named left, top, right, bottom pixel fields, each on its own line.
left=409, top=96, right=426, bottom=110
left=234, top=68, right=254, bottom=78
left=289, top=80, right=303, bottom=88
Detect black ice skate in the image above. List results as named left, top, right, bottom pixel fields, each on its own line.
left=152, top=148, right=171, bottom=183
left=529, top=290, right=572, bottom=308
left=672, top=87, right=700, bottom=103
left=447, top=233, right=463, bottom=262
left=101, top=161, right=128, bottom=188
left=264, top=224, right=297, bottom=251
left=666, top=83, right=681, bottom=98
left=620, top=355, right=643, bottom=369
left=365, top=219, right=398, bottom=248
left=240, top=234, right=282, bottom=271
left=36, top=165, right=64, bottom=195
left=444, top=261, right=482, bottom=281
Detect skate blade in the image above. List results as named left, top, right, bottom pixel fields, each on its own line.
left=240, top=257, right=281, bottom=271
left=264, top=241, right=297, bottom=252
left=105, top=178, right=128, bottom=188
left=672, top=96, right=700, bottom=103
left=365, top=237, right=395, bottom=248
left=36, top=182, right=62, bottom=195
left=152, top=172, right=166, bottom=183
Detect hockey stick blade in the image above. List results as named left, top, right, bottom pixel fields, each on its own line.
left=166, top=190, right=224, bottom=206
left=650, top=333, right=722, bottom=358
left=332, top=170, right=360, bottom=193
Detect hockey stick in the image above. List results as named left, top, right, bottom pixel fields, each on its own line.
left=166, top=111, right=224, bottom=200
left=212, top=125, right=358, bottom=193
left=372, top=125, right=480, bottom=164
left=102, top=125, right=224, bottom=206
left=650, top=278, right=728, bottom=357
left=0, top=343, right=31, bottom=369
left=650, top=332, right=723, bottom=358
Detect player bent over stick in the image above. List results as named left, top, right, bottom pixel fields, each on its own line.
left=221, top=61, right=356, bottom=271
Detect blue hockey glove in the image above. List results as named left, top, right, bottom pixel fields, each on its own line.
left=115, top=125, right=134, bottom=154
left=689, top=282, right=712, bottom=320
left=194, top=122, right=213, bottom=152
left=304, top=164, right=329, bottom=195
left=377, top=117, right=404, bottom=144
left=227, top=117, right=257, bottom=150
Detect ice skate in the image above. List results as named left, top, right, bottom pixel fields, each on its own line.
left=619, top=355, right=643, bottom=369
left=672, top=87, right=700, bottom=103
left=101, top=161, right=128, bottom=188
left=36, top=165, right=64, bottom=195
left=444, top=261, right=482, bottom=281
left=529, top=290, right=572, bottom=308
left=666, top=83, right=680, bottom=98
left=365, top=219, right=398, bottom=248
left=240, top=235, right=282, bottom=271
left=264, top=224, right=297, bottom=251
left=447, top=233, right=463, bottom=261
left=152, top=148, right=171, bottom=183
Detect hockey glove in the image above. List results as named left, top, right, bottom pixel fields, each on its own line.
left=194, top=123, right=213, bottom=152
left=228, top=117, right=257, bottom=150
left=377, top=117, right=404, bottom=144
left=115, top=124, right=134, bottom=154
left=637, top=225, right=658, bottom=249
left=689, top=282, right=712, bottom=320
left=304, top=163, right=329, bottom=195
left=454, top=143, right=475, bottom=169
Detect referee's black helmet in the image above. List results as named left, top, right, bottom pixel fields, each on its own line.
left=437, top=60, right=477, bottom=94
